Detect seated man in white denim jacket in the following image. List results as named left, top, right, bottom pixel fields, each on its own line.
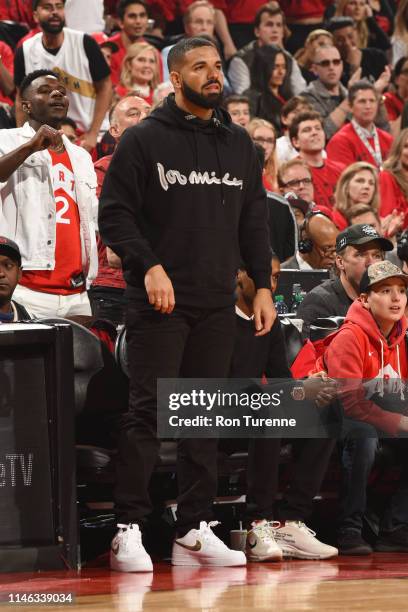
left=0, top=69, right=98, bottom=318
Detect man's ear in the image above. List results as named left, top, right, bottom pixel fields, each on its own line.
left=360, top=293, right=370, bottom=309
left=21, top=99, right=31, bottom=116
left=109, top=124, right=119, bottom=140
left=291, top=135, right=299, bottom=150
left=336, top=254, right=344, bottom=271
left=17, top=267, right=22, bottom=283
left=169, top=70, right=181, bottom=91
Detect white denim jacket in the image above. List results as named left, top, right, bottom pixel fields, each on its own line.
left=0, top=122, right=98, bottom=285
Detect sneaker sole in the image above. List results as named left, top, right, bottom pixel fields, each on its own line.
left=375, top=543, right=408, bottom=553
left=278, top=544, right=338, bottom=560
left=110, top=553, right=153, bottom=573
left=172, top=551, right=246, bottom=567
left=247, top=551, right=283, bottom=562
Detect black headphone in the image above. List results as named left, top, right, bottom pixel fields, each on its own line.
left=298, top=211, right=316, bottom=253
left=298, top=209, right=329, bottom=254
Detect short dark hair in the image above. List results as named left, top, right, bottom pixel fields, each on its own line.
left=167, top=36, right=217, bottom=72
left=348, top=80, right=377, bottom=105
left=393, top=56, right=408, bottom=80
left=117, top=0, right=148, bottom=20
left=254, top=4, right=285, bottom=30
left=33, top=0, right=65, bottom=9
left=289, top=110, right=323, bottom=142
left=20, top=69, right=60, bottom=96
left=346, top=204, right=380, bottom=224
left=60, top=116, right=77, bottom=130
left=281, top=95, right=310, bottom=119
left=327, top=16, right=355, bottom=33
left=224, top=94, right=250, bottom=108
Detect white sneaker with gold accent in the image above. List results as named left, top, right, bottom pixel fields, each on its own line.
left=274, top=521, right=338, bottom=560
left=172, top=521, right=247, bottom=567
left=246, top=520, right=283, bottom=562
left=110, top=523, right=153, bottom=572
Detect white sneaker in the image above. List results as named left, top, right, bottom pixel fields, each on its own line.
left=172, top=521, right=247, bottom=567
left=110, top=523, right=153, bottom=572
left=246, top=520, right=283, bottom=562
left=274, top=521, right=338, bottom=560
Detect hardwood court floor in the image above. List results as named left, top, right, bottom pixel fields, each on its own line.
left=1, top=555, right=408, bottom=611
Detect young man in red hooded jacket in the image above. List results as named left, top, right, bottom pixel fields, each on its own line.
left=318, top=260, right=408, bottom=552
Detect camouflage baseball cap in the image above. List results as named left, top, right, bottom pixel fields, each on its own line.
left=359, top=260, right=408, bottom=293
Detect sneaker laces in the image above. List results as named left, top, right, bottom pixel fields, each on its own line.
left=116, top=523, right=143, bottom=552
left=288, top=521, right=316, bottom=537
left=198, top=521, right=229, bottom=550
left=253, top=521, right=281, bottom=542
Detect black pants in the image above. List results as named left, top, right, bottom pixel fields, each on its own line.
left=89, top=286, right=126, bottom=326
left=115, top=302, right=236, bottom=535
left=245, top=438, right=335, bottom=525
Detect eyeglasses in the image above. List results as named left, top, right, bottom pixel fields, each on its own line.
left=253, top=137, right=275, bottom=146
left=283, top=177, right=313, bottom=188
left=314, top=59, right=342, bottom=68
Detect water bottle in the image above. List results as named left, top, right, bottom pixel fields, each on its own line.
left=291, top=283, right=302, bottom=310
left=275, top=294, right=289, bottom=315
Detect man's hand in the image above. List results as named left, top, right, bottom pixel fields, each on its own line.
left=79, top=131, right=98, bottom=152
left=304, top=374, right=338, bottom=407
left=253, top=288, right=276, bottom=337
left=28, top=124, right=64, bottom=153
left=144, top=264, right=175, bottom=314
left=348, top=66, right=362, bottom=87
left=374, top=65, right=391, bottom=94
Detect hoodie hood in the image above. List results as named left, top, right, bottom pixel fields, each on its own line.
left=344, top=300, right=408, bottom=398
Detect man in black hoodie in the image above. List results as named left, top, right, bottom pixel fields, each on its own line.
left=99, top=36, right=275, bottom=572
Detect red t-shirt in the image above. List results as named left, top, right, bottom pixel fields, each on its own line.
left=21, top=149, right=83, bottom=295
left=379, top=170, right=408, bottom=228
left=326, top=123, right=393, bottom=169
left=0, top=0, right=35, bottom=27
left=147, top=0, right=226, bottom=22
left=0, top=41, right=14, bottom=105
left=279, top=0, right=330, bottom=21
left=308, top=158, right=344, bottom=210
left=92, top=154, right=126, bottom=290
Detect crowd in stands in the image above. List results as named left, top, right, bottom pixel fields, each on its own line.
left=2, top=0, right=408, bottom=568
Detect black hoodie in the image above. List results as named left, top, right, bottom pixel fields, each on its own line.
left=98, top=94, right=271, bottom=308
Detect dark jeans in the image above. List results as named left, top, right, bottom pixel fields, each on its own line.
left=89, top=286, right=126, bottom=326
left=339, top=434, right=378, bottom=532
left=115, top=302, right=236, bottom=535
left=245, top=438, right=335, bottom=526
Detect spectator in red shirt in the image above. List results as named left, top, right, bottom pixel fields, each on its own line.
left=108, top=0, right=157, bottom=85
left=384, top=56, right=408, bottom=135
left=90, top=93, right=151, bottom=325
left=246, top=118, right=277, bottom=191
left=115, top=41, right=159, bottom=103
left=333, top=161, right=380, bottom=230
left=0, top=40, right=15, bottom=109
left=326, top=81, right=393, bottom=169
left=380, top=128, right=408, bottom=229
left=290, top=110, right=344, bottom=210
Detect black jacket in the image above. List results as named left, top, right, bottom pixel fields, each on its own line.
left=98, top=94, right=271, bottom=308
left=296, top=277, right=352, bottom=338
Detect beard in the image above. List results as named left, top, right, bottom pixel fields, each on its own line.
left=181, top=79, right=223, bottom=109
left=39, top=17, right=65, bottom=34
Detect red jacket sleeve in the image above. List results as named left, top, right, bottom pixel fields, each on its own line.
left=325, top=327, right=402, bottom=436
left=379, top=171, right=408, bottom=225
left=326, top=131, right=356, bottom=167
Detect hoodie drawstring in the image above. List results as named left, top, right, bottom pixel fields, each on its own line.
left=214, top=135, right=225, bottom=206
left=379, top=338, right=385, bottom=397
left=396, top=344, right=406, bottom=400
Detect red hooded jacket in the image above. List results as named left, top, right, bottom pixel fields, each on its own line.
left=315, top=300, right=408, bottom=436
